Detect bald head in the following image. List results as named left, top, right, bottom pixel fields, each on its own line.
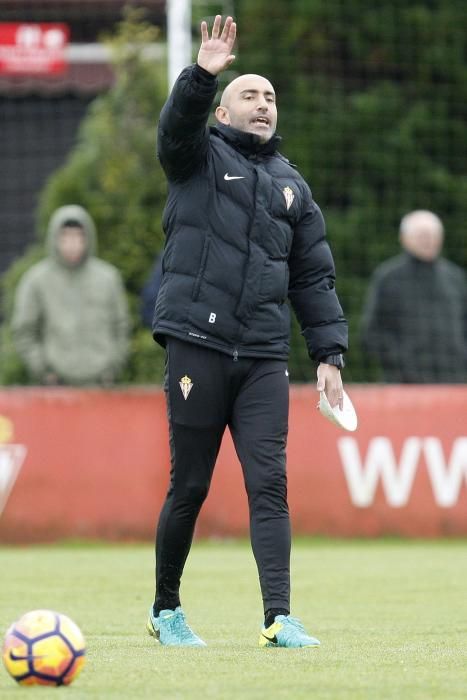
left=399, top=210, right=444, bottom=262
left=219, top=74, right=273, bottom=107
left=215, top=74, right=277, bottom=143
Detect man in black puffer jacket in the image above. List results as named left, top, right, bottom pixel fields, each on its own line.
left=147, top=16, right=348, bottom=649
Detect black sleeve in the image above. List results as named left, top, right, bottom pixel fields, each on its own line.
left=288, top=186, right=348, bottom=362
left=157, top=64, right=218, bottom=182
left=140, top=255, right=163, bottom=328
left=360, top=271, right=386, bottom=356
left=360, top=269, right=405, bottom=369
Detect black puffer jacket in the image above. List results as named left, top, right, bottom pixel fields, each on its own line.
left=153, top=64, right=348, bottom=362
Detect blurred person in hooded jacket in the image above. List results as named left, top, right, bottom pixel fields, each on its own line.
left=11, top=204, right=130, bottom=385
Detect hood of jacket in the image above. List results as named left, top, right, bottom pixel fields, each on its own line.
left=46, top=204, right=97, bottom=266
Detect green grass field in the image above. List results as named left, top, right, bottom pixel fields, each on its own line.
left=1, top=539, right=466, bottom=699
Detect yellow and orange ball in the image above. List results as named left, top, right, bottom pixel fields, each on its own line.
left=2, top=609, right=85, bottom=686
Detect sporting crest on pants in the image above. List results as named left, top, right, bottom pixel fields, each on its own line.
left=179, top=375, right=193, bottom=400
left=283, top=186, right=295, bottom=210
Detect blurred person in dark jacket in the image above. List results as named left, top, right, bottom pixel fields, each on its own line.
left=146, top=16, right=348, bottom=649
left=12, top=205, right=130, bottom=385
left=361, top=210, right=467, bottom=383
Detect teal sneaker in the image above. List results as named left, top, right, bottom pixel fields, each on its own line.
left=259, top=615, right=320, bottom=648
left=147, top=606, right=207, bottom=647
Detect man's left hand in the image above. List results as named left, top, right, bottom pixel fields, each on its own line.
left=317, top=363, right=344, bottom=410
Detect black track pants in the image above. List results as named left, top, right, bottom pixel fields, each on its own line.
left=155, top=338, right=291, bottom=614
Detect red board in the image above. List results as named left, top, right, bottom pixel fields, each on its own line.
left=0, top=385, right=466, bottom=542
left=0, top=23, right=69, bottom=75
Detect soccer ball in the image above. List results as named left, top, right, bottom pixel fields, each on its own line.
left=2, top=609, right=85, bottom=686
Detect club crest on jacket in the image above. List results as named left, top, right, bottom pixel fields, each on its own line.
left=283, top=186, right=295, bottom=210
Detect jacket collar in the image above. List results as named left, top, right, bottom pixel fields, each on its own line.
left=211, top=123, right=282, bottom=157
left=404, top=251, right=438, bottom=269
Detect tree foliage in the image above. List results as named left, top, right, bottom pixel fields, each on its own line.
left=1, top=8, right=168, bottom=384
left=235, top=0, right=467, bottom=381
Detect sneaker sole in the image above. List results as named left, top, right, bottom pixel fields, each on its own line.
left=259, top=634, right=320, bottom=648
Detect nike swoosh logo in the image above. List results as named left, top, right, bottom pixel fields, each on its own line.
left=261, top=633, right=278, bottom=644
left=9, top=651, right=45, bottom=661
left=224, top=173, right=245, bottom=181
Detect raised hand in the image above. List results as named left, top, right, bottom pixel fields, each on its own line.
left=197, top=15, right=236, bottom=76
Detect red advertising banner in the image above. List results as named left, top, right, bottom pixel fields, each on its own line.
left=0, top=23, right=69, bottom=75
left=0, top=385, right=466, bottom=542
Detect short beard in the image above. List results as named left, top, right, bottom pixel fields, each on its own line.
left=246, top=127, right=272, bottom=144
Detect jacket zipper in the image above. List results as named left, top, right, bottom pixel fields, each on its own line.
left=233, top=349, right=239, bottom=362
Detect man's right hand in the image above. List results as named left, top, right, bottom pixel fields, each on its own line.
left=197, top=15, right=236, bottom=76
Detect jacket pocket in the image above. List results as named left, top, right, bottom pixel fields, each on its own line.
left=191, top=235, right=211, bottom=301
left=259, top=257, right=289, bottom=304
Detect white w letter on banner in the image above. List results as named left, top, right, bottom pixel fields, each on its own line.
left=338, top=437, right=422, bottom=507
left=423, top=437, right=467, bottom=507
left=0, top=444, right=27, bottom=517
